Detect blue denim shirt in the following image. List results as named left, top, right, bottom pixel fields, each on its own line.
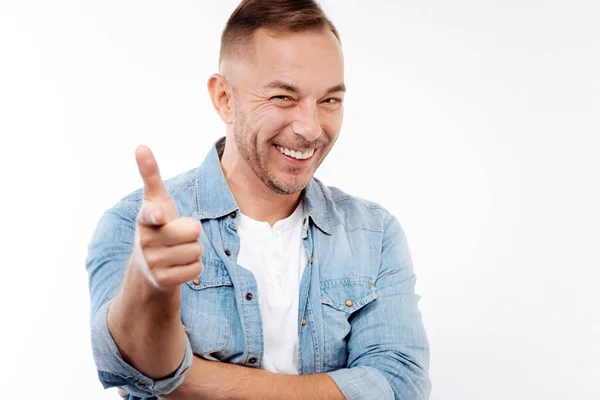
left=86, top=138, right=431, bottom=399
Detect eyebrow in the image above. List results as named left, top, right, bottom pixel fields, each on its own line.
left=264, top=80, right=346, bottom=95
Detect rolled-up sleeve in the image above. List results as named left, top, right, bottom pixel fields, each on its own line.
left=328, top=366, right=395, bottom=399
left=86, top=202, right=193, bottom=397
left=326, top=214, right=431, bottom=400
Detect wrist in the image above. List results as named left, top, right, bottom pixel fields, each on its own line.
left=116, top=263, right=182, bottom=323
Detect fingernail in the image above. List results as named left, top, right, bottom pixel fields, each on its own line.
left=150, top=212, right=157, bottom=225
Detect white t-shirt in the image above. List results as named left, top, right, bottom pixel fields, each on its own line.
left=237, top=200, right=307, bottom=374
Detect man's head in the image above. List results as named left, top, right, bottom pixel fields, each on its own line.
left=209, top=0, right=345, bottom=195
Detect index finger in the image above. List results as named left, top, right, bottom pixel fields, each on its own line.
left=135, top=145, right=169, bottom=201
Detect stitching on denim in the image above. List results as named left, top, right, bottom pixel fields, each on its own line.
left=201, top=257, right=227, bottom=268
left=120, top=200, right=136, bottom=221
left=195, top=171, right=202, bottom=215
left=327, top=220, right=385, bottom=233
left=186, top=279, right=232, bottom=290
left=320, top=279, right=373, bottom=288
left=232, top=260, right=252, bottom=364
left=324, top=362, right=344, bottom=368
left=222, top=282, right=233, bottom=352
left=331, top=197, right=385, bottom=211
left=318, top=182, right=332, bottom=231
left=307, top=302, right=319, bottom=372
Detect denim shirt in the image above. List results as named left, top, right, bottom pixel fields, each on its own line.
left=86, top=138, right=431, bottom=399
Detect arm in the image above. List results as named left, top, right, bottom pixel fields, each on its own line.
left=326, top=215, right=431, bottom=399
left=87, top=203, right=192, bottom=397
left=107, top=257, right=186, bottom=379
left=86, top=147, right=200, bottom=397
left=162, top=356, right=345, bottom=400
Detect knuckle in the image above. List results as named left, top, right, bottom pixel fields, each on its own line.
left=144, top=251, right=161, bottom=269
left=153, top=270, right=169, bottom=287
left=193, top=243, right=204, bottom=258
left=193, top=221, right=202, bottom=237
left=194, top=261, right=204, bottom=275
left=138, top=232, right=152, bottom=248
left=184, top=262, right=203, bottom=282
left=183, top=218, right=201, bottom=238
left=138, top=205, right=152, bottom=223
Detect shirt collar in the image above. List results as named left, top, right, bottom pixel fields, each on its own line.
left=195, top=137, right=333, bottom=235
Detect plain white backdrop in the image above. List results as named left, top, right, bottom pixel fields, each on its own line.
left=1, top=0, right=599, bottom=398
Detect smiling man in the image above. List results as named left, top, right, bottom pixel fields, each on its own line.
left=86, top=1, right=430, bottom=399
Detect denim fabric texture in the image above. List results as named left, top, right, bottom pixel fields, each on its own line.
left=86, top=137, right=431, bottom=399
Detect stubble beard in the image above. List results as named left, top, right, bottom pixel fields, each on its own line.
left=233, top=107, right=309, bottom=196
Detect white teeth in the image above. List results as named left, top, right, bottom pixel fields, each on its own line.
left=277, top=146, right=315, bottom=160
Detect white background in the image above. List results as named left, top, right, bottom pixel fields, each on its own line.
left=1, top=0, right=598, bottom=399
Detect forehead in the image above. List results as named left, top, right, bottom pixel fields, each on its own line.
left=248, top=28, right=344, bottom=90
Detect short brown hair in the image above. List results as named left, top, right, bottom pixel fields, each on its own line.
left=220, top=0, right=340, bottom=65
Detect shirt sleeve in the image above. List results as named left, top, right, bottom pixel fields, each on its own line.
left=85, top=201, right=193, bottom=397
left=326, top=214, right=431, bottom=400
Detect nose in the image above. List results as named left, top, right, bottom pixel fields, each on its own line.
left=291, top=103, right=321, bottom=142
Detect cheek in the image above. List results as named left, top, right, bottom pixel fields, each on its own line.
left=254, top=109, right=293, bottom=138
left=320, top=110, right=343, bottom=138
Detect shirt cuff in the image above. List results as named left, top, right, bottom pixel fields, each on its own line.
left=327, top=366, right=394, bottom=400
left=91, top=300, right=193, bottom=397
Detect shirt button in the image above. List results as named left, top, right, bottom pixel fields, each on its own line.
left=193, top=277, right=200, bottom=285
left=245, top=292, right=253, bottom=301
left=248, top=357, right=257, bottom=364
left=345, top=299, right=353, bottom=307
left=230, top=211, right=237, bottom=219
left=308, top=257, right=314, bottom=264
left=301, top=318, right=307, bottom=326
left=273, top=252, right=281, bottom=259
left=224, top=249, right=232, bottom=256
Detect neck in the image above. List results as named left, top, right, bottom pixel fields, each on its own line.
left=220, top=137, right=302, bottom=227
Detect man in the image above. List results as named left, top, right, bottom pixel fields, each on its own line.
left=86, top=1, right=431, bottom=399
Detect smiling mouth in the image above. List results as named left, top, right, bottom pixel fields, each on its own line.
left=276, top=145, right=315, bottom=160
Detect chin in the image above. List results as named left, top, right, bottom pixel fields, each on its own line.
left=267, top=174, right=311, bottom=195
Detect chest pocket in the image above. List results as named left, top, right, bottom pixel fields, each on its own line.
left=181, top=257, right=234, bottom=355
left=320, top=277, right=377, bottom=370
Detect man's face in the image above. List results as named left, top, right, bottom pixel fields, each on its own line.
left=226, top=28, right=345, bottom=195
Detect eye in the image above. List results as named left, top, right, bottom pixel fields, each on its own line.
left=270, top=95, right=296, bottom=108
left=320, top=97, right=343, bottom=110
left=271, top=95, right=294, bottom=102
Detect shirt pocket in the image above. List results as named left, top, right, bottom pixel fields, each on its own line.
left=320, top=277, right=378, bottom=370
left=181, top=257, right=234, bottom=355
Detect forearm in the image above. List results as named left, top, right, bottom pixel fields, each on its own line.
left=164, top=357, right=345, bottom=400
left=107, top=262, right=186, bottom=379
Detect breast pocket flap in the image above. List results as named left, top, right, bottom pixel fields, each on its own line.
left=320, top=277, right=377, bottom=313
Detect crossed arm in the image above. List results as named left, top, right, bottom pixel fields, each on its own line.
left=149, top=356, right=345, bottom=400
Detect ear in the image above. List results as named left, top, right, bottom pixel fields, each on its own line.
left=207, top=74, right=233, bottom=124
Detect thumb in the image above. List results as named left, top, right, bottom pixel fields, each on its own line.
left=135, top=145, right=169, bottom=201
